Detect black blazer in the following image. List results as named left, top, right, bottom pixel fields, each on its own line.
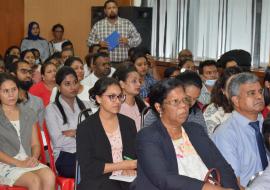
left=76, top=111, right=137, bottom=190
left=130, top=119, right=239, bottom=190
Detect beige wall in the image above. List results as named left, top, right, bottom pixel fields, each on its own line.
left=24, top=0, right=132, bottom=59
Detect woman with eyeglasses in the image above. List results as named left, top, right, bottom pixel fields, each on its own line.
left=45, top=66, right=92, bottom=178
left=130, top=78, right=239, bottom=190
left=77, top=77, right=137, bottom=190
left=113, top=65, right=147, bottom=131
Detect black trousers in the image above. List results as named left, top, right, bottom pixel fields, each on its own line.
left=55, top=151, right=76, bottom=178
left=99, top=179, right=130, bottom=190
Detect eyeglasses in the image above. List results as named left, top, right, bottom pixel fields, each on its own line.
left=102, top=94, right=126, bottom=103
left=0, top=87, right=18, bottom=95
left=19, top=68, right=33, bottom=74
left=164, top=97, right=191, bottom=107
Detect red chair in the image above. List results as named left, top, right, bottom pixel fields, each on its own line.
left=42, top=122, right=75, bottom=190
left=0, top=123, right=47, bottom=190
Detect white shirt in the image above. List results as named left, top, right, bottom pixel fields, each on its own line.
left=81, top=67, right=116, bottom=88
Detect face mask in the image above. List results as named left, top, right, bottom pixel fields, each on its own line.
left=35, top=59, right=41, bottom=65
left=18, top=80, right=33, bottom=91
left=205, top=79, right=216, bottom=87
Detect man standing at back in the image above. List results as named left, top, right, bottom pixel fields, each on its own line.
left=88, top=0, right=141, bottom=67
left=212, top=72, right=268, bottom=189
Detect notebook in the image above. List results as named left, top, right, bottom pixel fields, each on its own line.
left=109, top=174, right=136, bottom=183
left=105, top=31, right=120, bottom=51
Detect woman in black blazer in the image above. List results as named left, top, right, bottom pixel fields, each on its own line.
left=130, top=78, right=239, bottom=190
left=76, top=77, right=137, bottom=190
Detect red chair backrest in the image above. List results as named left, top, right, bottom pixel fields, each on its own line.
left=36, top=123, right=46, bottom=164
left=42, top=121, right=57, bottom=174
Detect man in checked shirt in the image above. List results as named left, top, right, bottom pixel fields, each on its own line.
left=88, top=0, right=142, bottom=68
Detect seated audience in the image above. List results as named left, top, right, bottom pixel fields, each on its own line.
left=0, top=58, right=5, bottom=73
left=20, top=21, right=50, bottom=62
left=31, top=48, right=42, bottom=65
left=176, top=71, right=207, bottom=133
left=50, top=57, right=95, bottom=106
left=45, top=66, right=92, bottom=178
left=0, top=73, right=55, bottom=189
left=113, top=65, right=147, bottom=131
left=163, top=67, right=180, bottom=78
left=46, top=52, right=62, bottom=69
left=60, top=48, right=74, bottom=65
left=217, top=49, right=251, bottom=71
left=198, top=60, right=219, bottom=105
left=262, top=67, right=270, bottom=118
left=4, top=46, right=20, bottom=61
left=4, top=55, right=19, bottom=72
left=131, top=78, right=239, bottom=190
left=21, top=50, right=36, bottom=67
left=212, top=72, right=267, bottom=188
left=178, top=48, right=193, bottom=62
left=29, top=61, right=57, bottom=106
left=247, top=117, right=270, bottom=190
left=178, top=58, right=196, bottom=72
left=81, top=52, right=115, bottom=88
left=131, top=52, right=157, bottom=99
left=204, top=67, right=242, bottom=135
left=77, top=77, right=137, bottom=190
left=50, top=23, right=68, bottom=53
left=61, top=40, right=74, bottom=51
left=10, top=60, right=44, bottom=127
left=144, top=71, right=207, bottom=131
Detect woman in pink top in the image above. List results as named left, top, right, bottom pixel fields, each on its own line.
left=113, top=65, right=147, bottom=131
left=29, top=61, right=56, bottom=106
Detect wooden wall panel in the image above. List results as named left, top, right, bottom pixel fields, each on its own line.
left=0, top=0, right=24, bottom=57
left=24, top=0, right=132, bottom=59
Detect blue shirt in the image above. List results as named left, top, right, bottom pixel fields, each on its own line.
left=140, top=73, right=156, bottom=99
left=211, top=111, right=264, bottom=187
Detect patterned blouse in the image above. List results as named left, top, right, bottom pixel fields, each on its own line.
left=203, top=103, right=231, bottom=135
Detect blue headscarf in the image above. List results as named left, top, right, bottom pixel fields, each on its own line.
left=26, top=21, right=44, bottom=40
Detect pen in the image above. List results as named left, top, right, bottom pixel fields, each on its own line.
left=124, top=156, right=133, bottom=160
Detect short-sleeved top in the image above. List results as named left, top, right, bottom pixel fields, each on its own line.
left=211, top=111, right=265, bottom=187
left=29, top=81, right=52, bottom=107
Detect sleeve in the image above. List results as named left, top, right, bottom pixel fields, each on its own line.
left=87, top=24, right=100, bottom=46
left=136, top=130, right=204, bottom=190
left=45, top=105, right=76, bottom=149
left=20, top=39, right=28, bottom=51
left=247, top=166, right=270, bottom=190
left=197, top=126, right=240, bottom=190
left=127, top=21, right=142, bottom=47
left=76, top=119, right=106, bottom=179
left=211, top=128, right=240, bottom=178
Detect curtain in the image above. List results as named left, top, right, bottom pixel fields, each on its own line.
left=260, top=0, right=270, bottom=66
left=145, top=0, right=268, bottom=67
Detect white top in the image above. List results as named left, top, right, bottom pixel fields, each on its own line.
left=45, top=96, right=94, bottom=160
left=172, top=127, right=208, bottom=180
left=119, top=102, right=141, bottom=131
left=81, top=67, right=116, bottom=88
left=51, top=40, right=67, bottom=52
left=10, top=120, right=28, bottom=159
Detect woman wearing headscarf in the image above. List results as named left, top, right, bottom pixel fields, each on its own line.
left=21, top=21, right=51, bottom=62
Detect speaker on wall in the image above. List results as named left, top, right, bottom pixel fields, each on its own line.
left=91, top=6, right=152, bottom=52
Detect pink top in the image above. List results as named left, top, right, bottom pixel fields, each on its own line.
left=106, top=126, right=123, bottom=175
left=120, top=102, right=141, bottom=131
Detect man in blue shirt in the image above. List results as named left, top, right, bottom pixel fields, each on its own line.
left=212, top=72, right=268, bottom=189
